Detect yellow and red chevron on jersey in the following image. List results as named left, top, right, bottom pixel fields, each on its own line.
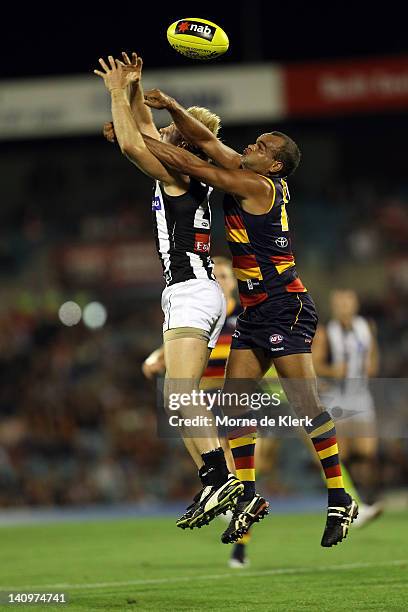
left=223, top=177, right=306, bottom=308
left=225, top=214, right=249, bottom=244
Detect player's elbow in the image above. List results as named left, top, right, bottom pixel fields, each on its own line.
left=119, top=140, right=134, bottom=155
left=120, top=141, right=143, bottom=161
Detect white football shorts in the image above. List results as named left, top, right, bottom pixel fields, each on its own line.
left=161, top=278, right=226, bottom=349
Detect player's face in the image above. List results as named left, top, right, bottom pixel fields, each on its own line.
left=241, top=133, right=284, bottom=175
left=331, top=290, right=359, bottom=322
left=159, top=123, right=183, bottom=146
left=214, top=263, right=236, bottom=299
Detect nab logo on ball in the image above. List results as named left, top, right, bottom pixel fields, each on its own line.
left=175, top=20, right=216, bottom=41
left=270, top=334, right=284, bottom=345
left=167, top=18, right=229, bottom=60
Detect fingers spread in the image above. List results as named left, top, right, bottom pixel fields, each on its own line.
left=98, top=57, right=109, bottom=72
left=108, top=55, right=116, bottom=69
left=122, top=51, right=131, bottom=64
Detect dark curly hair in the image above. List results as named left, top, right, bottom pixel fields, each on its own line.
left=270, top=131, right=301, bottom=178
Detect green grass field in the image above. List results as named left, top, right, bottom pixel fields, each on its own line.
left=0, top=511, right=406, bottom=611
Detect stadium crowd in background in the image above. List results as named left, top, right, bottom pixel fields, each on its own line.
left=0, top=117, right=407, bottom=509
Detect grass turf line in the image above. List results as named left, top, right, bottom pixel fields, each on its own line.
left=0, top=511, right=406, bottom=611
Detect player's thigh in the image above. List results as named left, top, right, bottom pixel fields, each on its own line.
left=273, top=351, right=317, bottom=378
left=163, top=338, right=211, bottom=413
left=164, top=336, right=211, bottom=379
left=225, top=348, right=272, bottom=380
left=273, top=352, right=323, bottom=415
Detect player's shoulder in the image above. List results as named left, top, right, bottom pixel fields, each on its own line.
left=353, top=316, right=372, bottom=337
left=259, top=175, right=290, bottom=208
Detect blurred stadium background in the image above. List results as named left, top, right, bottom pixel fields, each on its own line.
left=0, top=4, right=407, bottom=519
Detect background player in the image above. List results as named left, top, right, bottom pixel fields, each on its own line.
left=140, top=89, right=358, bottom=548
left=94, top=54, right=244, bottom=529
left=313, top=288, right=383, bottom=527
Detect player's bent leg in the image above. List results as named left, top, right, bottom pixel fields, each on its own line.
left=220, top=348, right=271, bottom=543
left=164, top=333, right=219, bottom=453
left=343, top=434, right=383, bottom=529
left=164, top=333, right=243, bottom=529
left=274, top=353, right=358, bottom=547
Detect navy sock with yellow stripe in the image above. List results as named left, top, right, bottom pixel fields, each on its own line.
left=305, top=411, right=349, bottom=507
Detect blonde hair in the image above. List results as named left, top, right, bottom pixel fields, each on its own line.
left=187, top=106, right=221, bottom=137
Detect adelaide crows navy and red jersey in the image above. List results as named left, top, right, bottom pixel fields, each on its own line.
left=224, top=177, right=306, bottom=308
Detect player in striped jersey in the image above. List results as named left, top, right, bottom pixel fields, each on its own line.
left=143, top=257, right=257, bottom=566
left=142, top=89, right=358, bottom=547
left=95, top=54, right=244, bottom=529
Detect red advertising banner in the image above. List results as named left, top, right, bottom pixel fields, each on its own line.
left=284, top=55, right=408, bottom=117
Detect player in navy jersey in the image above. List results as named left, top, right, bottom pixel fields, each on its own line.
left=95, top=54, right=244, bottom=530
left=141, top=88, right=358, bottom=547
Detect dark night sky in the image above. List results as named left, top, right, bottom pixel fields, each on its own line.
left=2, top=2, right=406, bottom=79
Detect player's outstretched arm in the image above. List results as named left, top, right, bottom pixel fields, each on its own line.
left=122, top=52, right=160, bottom=140
left=94, top=56, right=182, bottom=185
left=144, top=135, right=271, bottom=207
left=144, top=89, right=241, bottom=169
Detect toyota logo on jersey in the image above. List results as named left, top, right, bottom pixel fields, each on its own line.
left=275, top=237, right=288, bottom=248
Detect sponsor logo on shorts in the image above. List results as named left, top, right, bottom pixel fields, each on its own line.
left=304, top=336, right=312, bottom=344
left=152, top=195, right=161, bottom=211
left=194, top=233, right=210, bottom=253
left=270, top=346, right=284, bottom=351
left=269, top=334, right=284, bottom=344
left=275, top=237, right=288, bottom=248
left=175, top=20, right=216, bottom=41
left=232, top=330, right=240, bottom=338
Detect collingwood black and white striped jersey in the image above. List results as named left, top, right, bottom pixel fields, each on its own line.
left=152, top=178, right=215, bottom=286
left=327, top=317, right=372, bottom=379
